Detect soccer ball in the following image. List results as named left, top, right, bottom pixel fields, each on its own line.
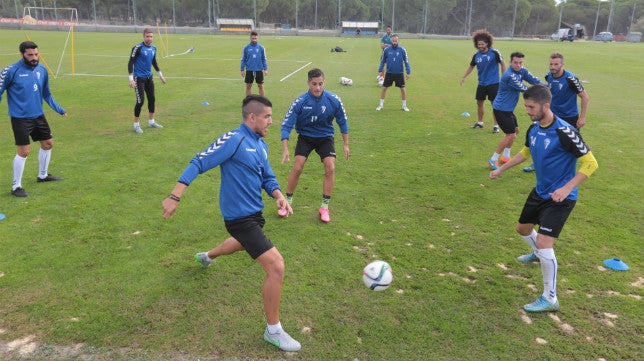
left=377, top=75, right=384, bottom=87
left=362, top=260, right=393, bottom=291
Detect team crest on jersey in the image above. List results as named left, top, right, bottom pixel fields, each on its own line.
left=321, top=105, right=327, bottom=114
left=544, top=138, right=551, bottom=150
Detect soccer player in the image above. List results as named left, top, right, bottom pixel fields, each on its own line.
left=0, top=41, right=67, bottom=198
left=488, top=52, right=543, bottom=170
left=240, top=31, right=268, bottom=96
left=376, top=34, right=412, bottom=111
left=128, top=28, right=166, bottom=134
left=162, top=95, right=300, bottom=352
left=460, top=29, right=506, bottom=133
left=523, top=52, right=590, bottom=172
left=380, top=25, right=393, bottom=49
left=280, top=68, right=350, bottom=223
left=490, top=84, right=598, bottom=313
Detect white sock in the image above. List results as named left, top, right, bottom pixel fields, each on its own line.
left=503, top=148, right=511, bottom=158
left=491, top=152, right=500, bottom=161
left=38, top=148, right=51, bottom=179
left=536, top=248, right=558, bottom=304
left=205, top=253, right=213, bottom=262
left=521, top=230, right=538, bottom=253
left=148, top=119, right=155, bottom=125
left=12, top=154, right=27, bottom=190
left=402, top=100, right=407, bottom=107
left=133, top=121, right=141, bottom=128
left=379, top=99, right=384, bottom=107
left=267, top=321, right=282, bottom=334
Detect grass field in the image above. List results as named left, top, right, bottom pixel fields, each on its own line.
left=0, top=29, right=642, bottom=360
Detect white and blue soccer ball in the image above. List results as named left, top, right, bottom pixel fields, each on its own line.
left=362, top=260, right=393, bottom=291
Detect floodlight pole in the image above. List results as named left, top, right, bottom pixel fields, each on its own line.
left=92, top=0, right=97, bottom=25
left=606, top=0, right=614, bottom=33
left=172, top=0, right=176, bottom=29
left=557, top=0, right=565, bottom=30
left=511, top=0, right=518, bottom=39
left=338, top=0, right=341, bottom=28
left=314, top=0, right=318, bottom=29
left=593, top=0, right=607, bottom=38
left=391, top=0, right=395, bottom=32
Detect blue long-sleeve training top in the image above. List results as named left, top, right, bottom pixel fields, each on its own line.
left=378, top=44, right=411, bottom=75
left=492, top=67, right=543, bottom=112
left=178, top=122, right=281, bottom=221
left=281, top=90, right=348, bottom=140
left=240, top=43, right=268, bottom=72
left=0, top=60, right=65, bottom=118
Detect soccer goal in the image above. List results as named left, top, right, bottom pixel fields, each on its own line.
left=22, top=7, right=78, bottom=77
left=22, top=6, right=78, bottom=26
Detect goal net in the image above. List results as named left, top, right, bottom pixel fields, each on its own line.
left=22, top=6, right=78, bottom=26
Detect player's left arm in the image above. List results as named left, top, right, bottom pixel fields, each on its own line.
left=577, top=90, right=589, bottom=128
left=550, top=152, right=598, bottom=202
left=152, top=56, right=165, bottom=84
left=41, top=72, right=66, bottom=116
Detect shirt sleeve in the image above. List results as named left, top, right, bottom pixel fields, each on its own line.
left=280, top=98, right=301, bottom=140
left=178, top=131, right=241, bottom=185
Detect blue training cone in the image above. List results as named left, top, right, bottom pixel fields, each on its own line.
left=202, top=101, right=210, bottom=106
left=0, top=213, right=5, bottom=221
left=461, top=112, right=470, bottom=117
left=603, top=258, right=629, bottom=271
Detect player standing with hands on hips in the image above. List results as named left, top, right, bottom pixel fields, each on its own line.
left=0, top=41, right=67, bottom=198
left=490, top=84, right=598, bottom=313
left=162, top=95, right=300, bottom=352
left=376, top=34, right=411, bottom=112
left=240, top=31, right=268, bottom=96
left=128, top=28, right=165, bottom=134
left=281, top=68, right=350, bottom=223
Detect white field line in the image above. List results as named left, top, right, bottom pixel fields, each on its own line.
left=280, top=61, right=312, bottom=82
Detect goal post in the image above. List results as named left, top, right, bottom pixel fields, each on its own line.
left=22, top=7, right=78, bottom=26
left=22, top=7, right=78, bottom=77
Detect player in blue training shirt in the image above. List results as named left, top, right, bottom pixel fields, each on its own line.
left=377, top=34, right=412, bottom=111
left=488, top=52, right=543, bottom=170
left=523, top=52, right=590, bottom=173
left=280, top=68, right=350, bottom=223
left=128, top=28, right=166, bottom=134
left=162, top=95, right=301, bottom=352
left=491, top=84, right=598, bottom=313
left=240, top=31, right=268, bottom=96
left=380, top=25, right=393, bottom=50
left=460, top=29, right=506, bottom=133
left=0, top=41, right=67, bottom=198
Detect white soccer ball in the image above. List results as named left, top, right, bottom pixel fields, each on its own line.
left=362, top=260, right=393, bottom=291
left=377, top=75, right=384, bottom=87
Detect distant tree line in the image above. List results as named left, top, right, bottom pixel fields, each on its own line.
left=1, top=0, right=642, bottom=36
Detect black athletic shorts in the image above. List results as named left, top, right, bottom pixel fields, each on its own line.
left=383, top=73, right=405, bottom=88
left=493, top=109, right=518, bottom=135
left=11, top=115, right=52, bottom=146
left=294, top=135, right=336, bottom=161
left=244, top=70, right=265, bottom=84
left=560, top=115, right=579, bottom=129
left=475, top=83, right=499, bottom=101
left=225, top=212, right=274, bottom=260
left=518, top=188, right=576, bottom=239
